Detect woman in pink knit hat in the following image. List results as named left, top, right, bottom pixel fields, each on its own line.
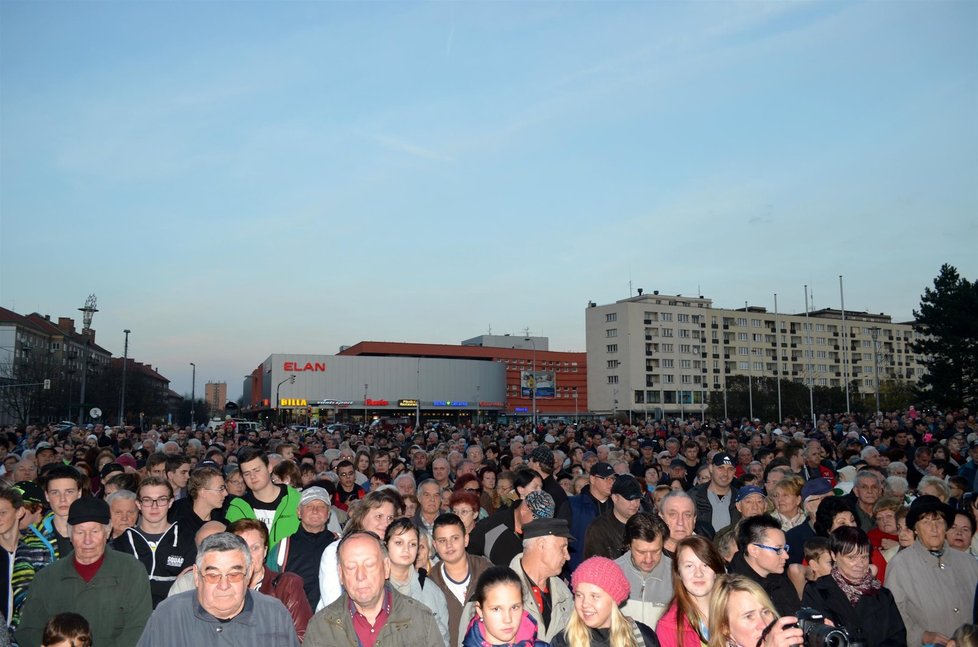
left=551, top=556, right=660, bottom=647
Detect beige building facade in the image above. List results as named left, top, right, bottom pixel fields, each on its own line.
left=585, top=291, right=923, bottom=416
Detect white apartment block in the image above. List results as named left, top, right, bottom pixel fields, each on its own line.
left=585, top=290, right=923, bottom=415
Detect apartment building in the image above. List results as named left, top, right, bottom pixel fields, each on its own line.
left=585, top=291, right=923, bottom=416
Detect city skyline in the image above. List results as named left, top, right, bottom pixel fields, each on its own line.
left=2, top=2, right=975, bottom=397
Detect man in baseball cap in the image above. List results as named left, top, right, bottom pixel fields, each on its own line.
left=17, top=497, right=152, bottom=647
left=689, top=452, right=740, bottom=537
left=584, top=475, right=644, bottom=560
left=559, top=462, right=615, bottom=570
left=268, top=486, right=337, bottom=609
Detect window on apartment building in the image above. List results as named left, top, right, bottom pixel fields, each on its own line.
left=677, top=314, right=690, bottom=323
left=751, top=319, right=761, bottom=327
left=662, top=329, right=673, bottom=337
left=607, top=360, right=620, bottom=369
left=679, top=329, right=691, bottom=338
left=634, top=390, right=644, bottom=403
left=736, top=317, right=747, bottom=326
left=815, top=323, right=825, bottom=331
left=739, top=347, right=749, bottom=355
left=680, top=359, right=692, bottom=368
left=753, top=362, right=763, bottom=371
left=607, top=328, right=617, bottom=338
left=606, top=312, right=617, bottom=322
left=608, top=375, right=619, bottom=384
left=662, top=359, right=674, bottom=368
left=679, top=344, right=691, bottom=353
left=739, top=361, right=750, bottom=370
left=664, top=374, right=675, bottom=383
left=681, top=375, right=692, bottom=383
left=607, top=344, right=618, bottom=353
left=737, top=332, right=748, bottom=341
left=662, top=344, right=674, bottom=352
left=661, top=313, right=673, bottom=321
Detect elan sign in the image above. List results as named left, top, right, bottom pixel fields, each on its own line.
left=283, top=361, right=326, bottom=372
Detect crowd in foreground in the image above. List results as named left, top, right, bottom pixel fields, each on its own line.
left=0, top=406, right=977, bottom=647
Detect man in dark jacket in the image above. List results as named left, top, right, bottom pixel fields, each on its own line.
left=111, top=477, right=197, bottom=608
left=583, top=475, right=643, bottom=560
left=268, top=486, right=336, bottom=609
left=557, top=462, right=615, bottom=570
left=727, top=514, right=801, bottom=617
left=689, top=452, right=740, bottom=537
left=468, top=490, right=554, bottom=566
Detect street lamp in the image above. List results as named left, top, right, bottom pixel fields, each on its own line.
left=524, top=336, right=537, bottom=429
left=275, top=375, right=296, bottom=424
left=363, top=383, right=369, bottom=425
left=190, top=362, right=196, bottom=429
left=119, top=329, right=130, bottom=427
left=868, top=326, right=881, bottom=415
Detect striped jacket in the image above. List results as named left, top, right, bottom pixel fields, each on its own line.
left=10, top=513, right=62, bottom=630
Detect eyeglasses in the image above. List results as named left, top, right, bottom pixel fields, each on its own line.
left=138, top=496, right=172, bottom=507
left=338, top=471, right=355, bottom=478
left=202, top=486, right=227, bottom=493
left=200, top=571, right=248, bottom=584
left=752, top=543, right=790, bottom=555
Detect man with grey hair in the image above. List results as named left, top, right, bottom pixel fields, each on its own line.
left=305, top=531, right=443, bottom=647
left=393, top=473, right=416, bottom=499
left=138, top=532, right=299, bottom=646
left=459, top=518, right=573, bottom=643
left=17, top=498, right=152, bottom=647
left=414, top=479, right=442, bottom=536
left=851, top=469, right=884, bottom=531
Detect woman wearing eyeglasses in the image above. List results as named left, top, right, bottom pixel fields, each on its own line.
left=726, top=515, right=801, bottom=618
left=168, top=466, right=226, bottom=538
left=801, top=526, right=905, bottom=647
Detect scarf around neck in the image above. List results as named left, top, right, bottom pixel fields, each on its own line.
left=830, top=565, right=880, bottom=605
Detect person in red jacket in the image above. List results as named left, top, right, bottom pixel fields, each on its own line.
left=229, top=519, right=312, bottom=642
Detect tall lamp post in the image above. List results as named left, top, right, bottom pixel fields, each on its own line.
left=275, top=375, right=295, bottom=424
left=77, top=295, right=98, bottom=425
left=119, top=329, right=130, bottom=427
left=573, top=387, right=579, bottom=424
left=869, top=326, right=881, bottom=415
left=189, top=362, right=196, bottom=429
left=524, top=336, right=537, bottom=429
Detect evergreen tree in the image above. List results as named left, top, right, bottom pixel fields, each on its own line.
left=912, top=264, right=978, bottom=408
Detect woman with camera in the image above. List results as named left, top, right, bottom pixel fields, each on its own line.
left=801, top=526, right=906, bottom=646
left=707, top=575, right=803, bottom=647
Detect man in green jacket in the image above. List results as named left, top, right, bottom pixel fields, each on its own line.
left=225, top=448, right=301, bottom=555
left=16, top=497, right=152, bottom=647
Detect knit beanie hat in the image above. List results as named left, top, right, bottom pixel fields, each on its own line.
left=571, top=556, right=630, bottom=605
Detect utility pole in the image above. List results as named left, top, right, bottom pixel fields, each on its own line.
left=190, top=362, right=196, bottom=429
left=869, top=326, right=881, bottom=415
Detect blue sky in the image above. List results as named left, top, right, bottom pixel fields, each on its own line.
left=2, top=1, right=976, bottom=398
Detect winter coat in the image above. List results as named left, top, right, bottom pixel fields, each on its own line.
left=258, top=566, right=313, bottom=642
left=461, top=611, right=548, bottom=647
left=389, top=566, right=451, bottom=639
left=689, top=483, right=740, bottom=538
left=15, top=549, right=152, bottom=647
left=802, top=575, right=906, bottom=647
left=549, top=621, right=660, bottom=647
left=613, top=551, right=673, bottom=629
left=654, top=601, right=706, bottom=647
left=727, top=551, right=800, bottom=618
left=558, top=485, right=612, bottom=570
left=304, top=587, right=445, bottom=647
left=884, top=540, right=978, bottom=647
left=429, top=554, right=493, bottom=647
left=111, top=522, right=197, bottom=608
left=225, top=485, right=302, bottom=547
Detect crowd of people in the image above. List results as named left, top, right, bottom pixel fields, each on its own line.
left=0, top=406, right=977, bottom=647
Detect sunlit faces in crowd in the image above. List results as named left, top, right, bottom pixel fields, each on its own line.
left=474, top=569, right=525, bottom=645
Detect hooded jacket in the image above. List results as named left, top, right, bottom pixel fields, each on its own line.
left=461, top=611, right=548, bottom=647
left=225, top=485, right=302, bottom=547
left=111, top=522, right=197, bottom=608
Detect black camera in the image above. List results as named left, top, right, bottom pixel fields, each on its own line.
left=791, top=608, right=863, bottom=647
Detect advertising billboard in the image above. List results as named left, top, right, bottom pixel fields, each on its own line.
left=520, top=370, right=555, bottom=398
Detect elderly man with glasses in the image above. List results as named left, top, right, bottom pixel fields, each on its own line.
left=136, top=532, right=299, bottom=647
